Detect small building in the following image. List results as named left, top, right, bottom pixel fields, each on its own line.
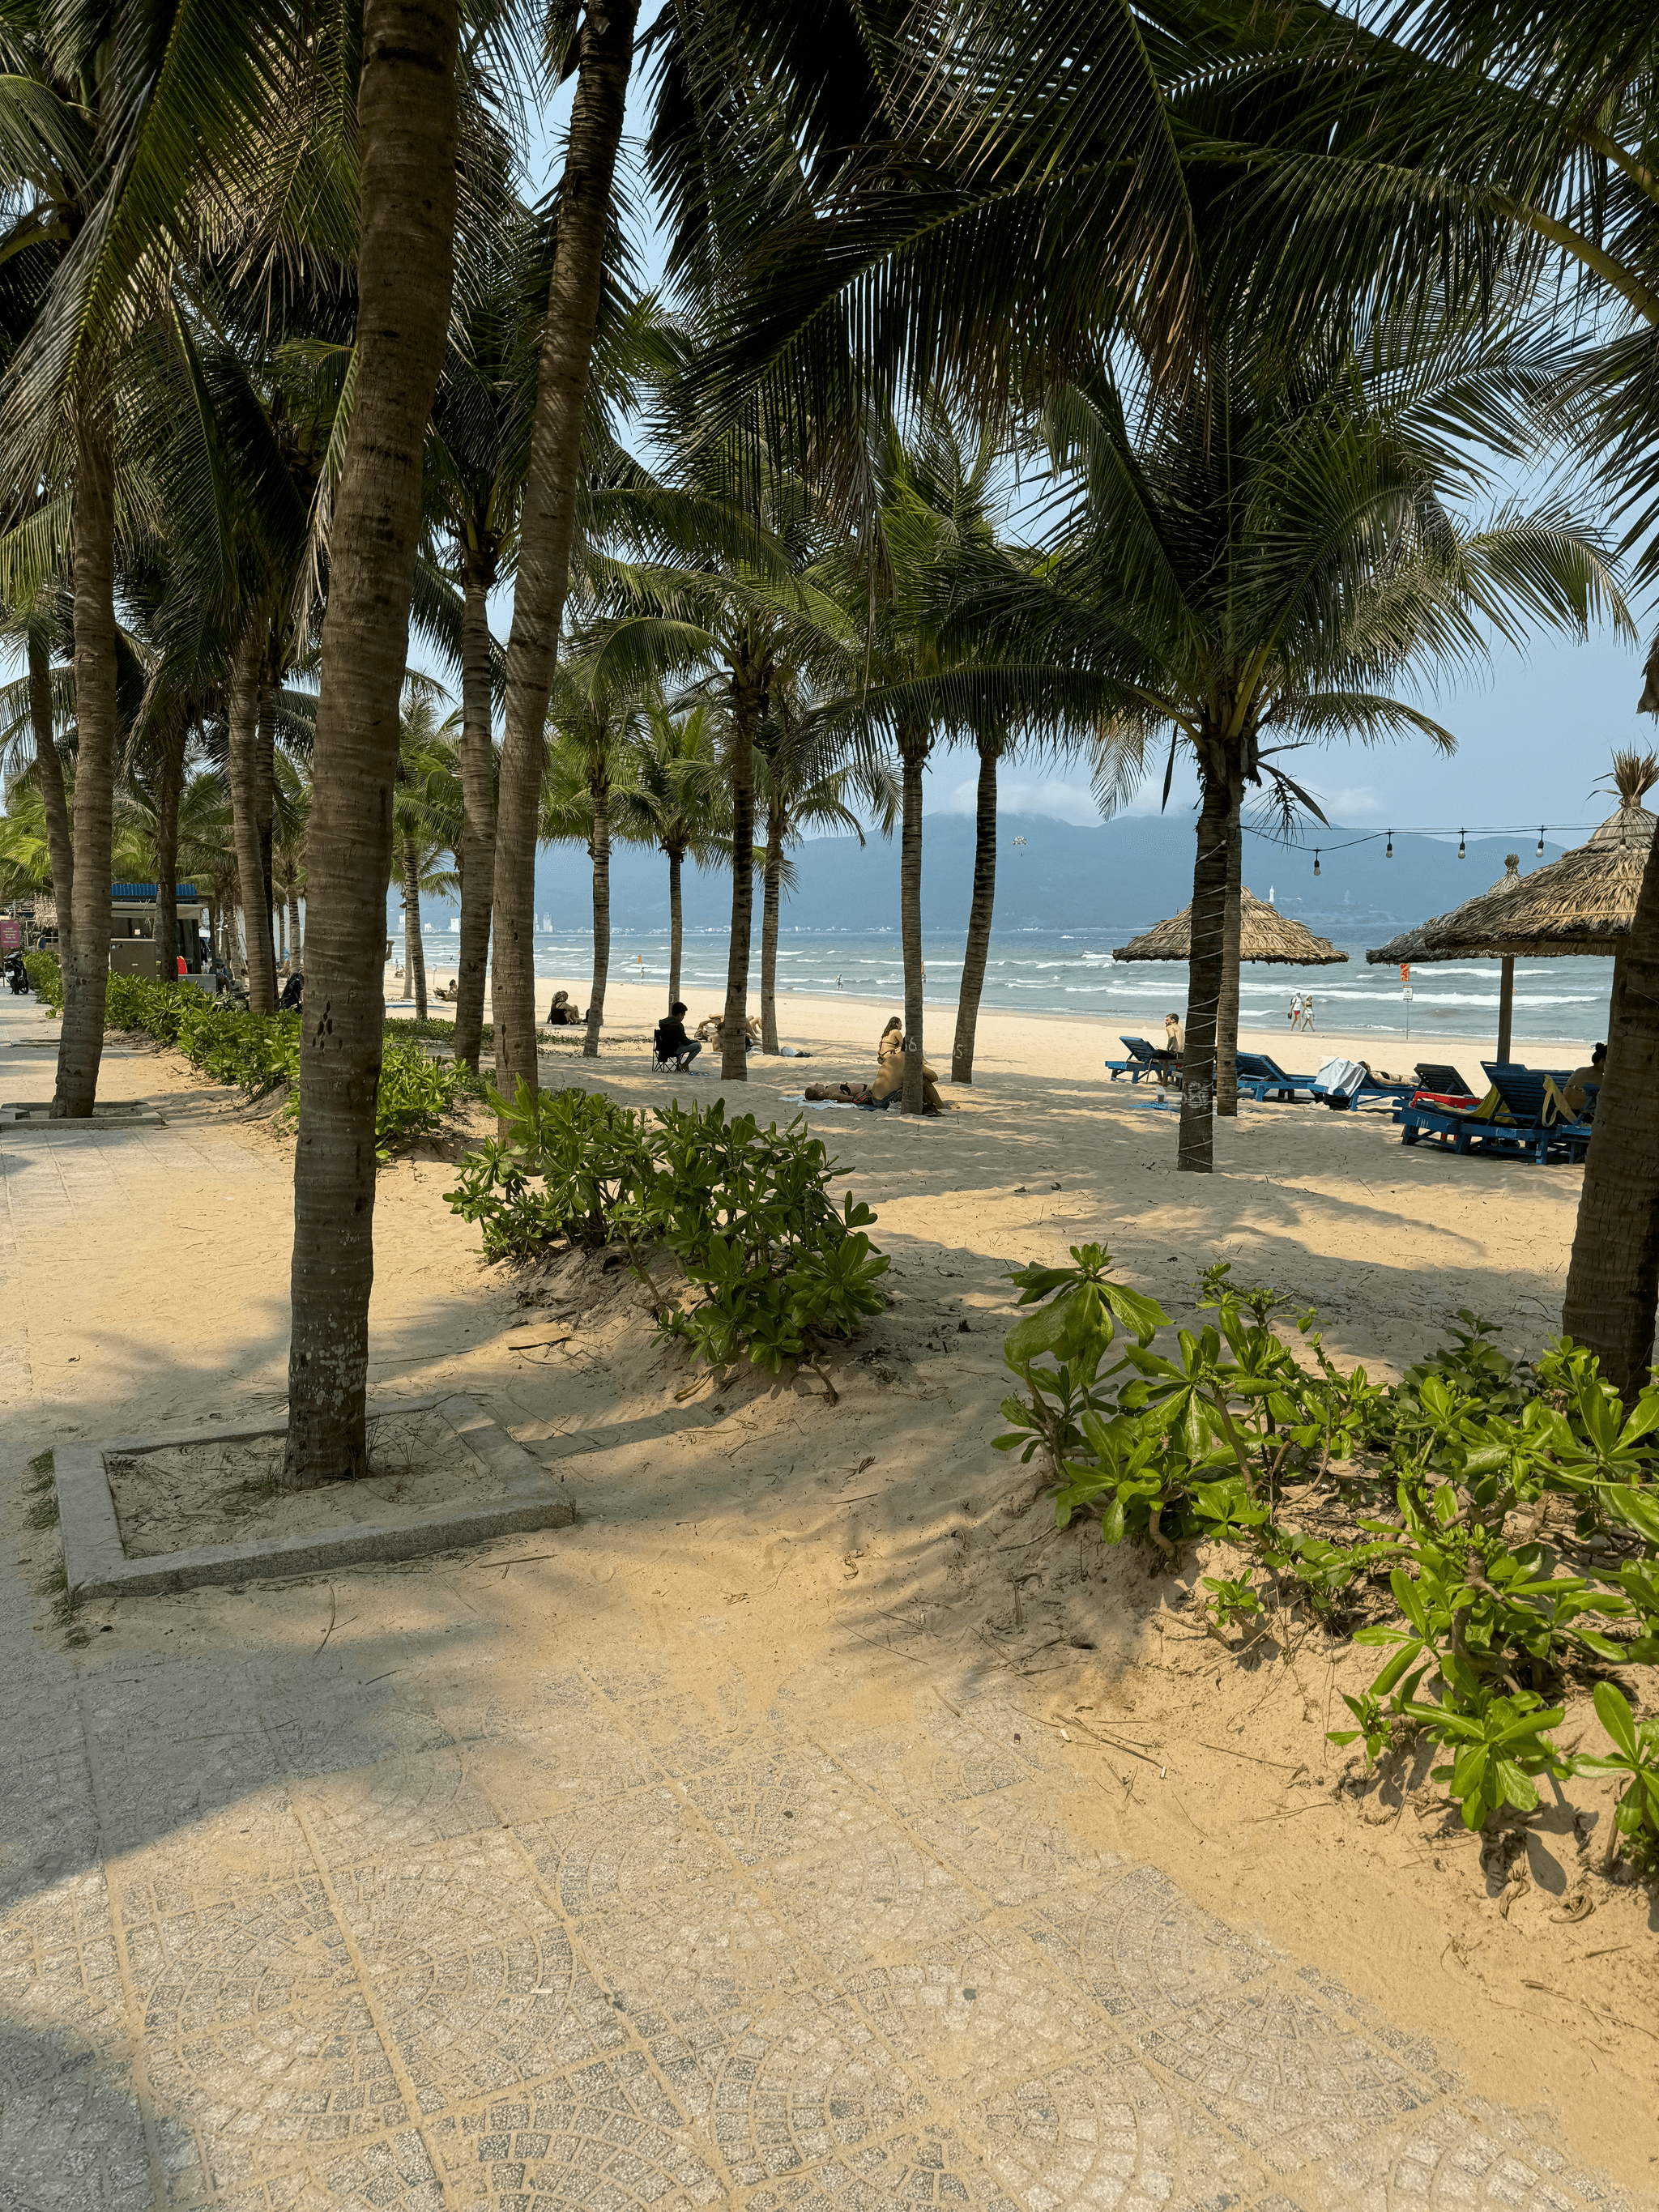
left=109, top=884, right=211, bottom=977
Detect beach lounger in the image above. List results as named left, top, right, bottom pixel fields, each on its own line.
left=1307, top=1057, right=1420, bottom=1110
left=1413, top=1063, right=1476, bottom=1102
left=1398, top=1062, right=1591, bottom=1165
left=1234, top=1051, right=1320, bottom=1102
left=1105, top=1036, right=1173, bottom=1084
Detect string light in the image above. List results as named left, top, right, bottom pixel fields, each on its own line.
left=1457, top=829, right=1466, bottom=859
left=1385, top=831, right=1392, bottom=858
left=1537, top=827, right=1546, bottom=856
left=1312, top=849, right=1321, bottom=877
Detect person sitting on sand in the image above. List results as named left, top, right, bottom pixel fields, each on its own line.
left=1564, top=1042, right=1607, bottom=1115
left=871, top=1017, right=944, bottom=1112
left=546, top=988, right=582, bottom=1025
left=655, top=1000, right=701, bottom=1072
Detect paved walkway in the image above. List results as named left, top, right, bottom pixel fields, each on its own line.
left=0, top=1001, right=1644, bottom=2211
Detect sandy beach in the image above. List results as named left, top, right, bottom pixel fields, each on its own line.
left=389, top=966, right=1602, bottom=1086
left=2, top=978, right=1649, bottom=2202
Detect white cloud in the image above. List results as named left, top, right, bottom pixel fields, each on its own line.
left=925, top=768, right=1108, bottom=825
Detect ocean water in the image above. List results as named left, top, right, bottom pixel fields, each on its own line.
left=418, top=923, right=1614, bottom=1044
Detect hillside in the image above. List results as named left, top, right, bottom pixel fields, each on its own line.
left=405, top=812, right=1563, bottom=945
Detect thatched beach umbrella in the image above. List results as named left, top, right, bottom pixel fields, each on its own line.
left=1419, top=752, right=1657, bottom=1051
left=1367, top=855, right=1527, bottom=1059
left=1114, top=885, right=1349, bottom=967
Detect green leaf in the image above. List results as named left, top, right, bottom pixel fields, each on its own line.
left=1593, top=1680, right=1640, bottom=1762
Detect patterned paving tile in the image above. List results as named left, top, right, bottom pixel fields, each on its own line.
left=515, top=1784, right=734, bottom=1920
left=425, top=2051, right=723, bottom=2209
left=1021, top=1865, right=1278, bottom=2035
left=702, top=1987, right=928, bottom=2190
left=1132, top=1982, right=1442, bottom=2176
left=0, top=1873, right=126, bottom=2052
left=680, top=1741, right=875, bottom=1868
left=820, top=1713, right=1041, bottom=1809
left=889, top=1782, right=1124, bottom=1911
left=146, top=1996, right=407, bottom=2203
left=767, top=1823, right=985, bottom=1976
left=976, top=2052, right=1253, bottom=2212
left=118, top=1872, right=356, bottom=2033
left=336, top=1835, right=629, bottom=2105
left=1285, top=2101, right=1645, bottom=2210
left=0, top=2027, right=151, bottom=2212
left=291, top=1750, right=502, bottom=1865
left=744, top=2121, right=1015, bottom=2211
left=839, top=1925, right=1103, bottom=2102
left=582, top=1868, right=819, bottom=2118
left=208, top=2127, right=445, bottom=2211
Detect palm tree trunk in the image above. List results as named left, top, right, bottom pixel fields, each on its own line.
left=493, top=0, right=638, bottom=1110
left=285, top=0, right=458, bottom=1490
left=228, top=619, right=277, bottom=1012
left=289, top=890, right=302, bottom=968
left=454, top=551, right=495, bottom=1069
left=153, top=709, right=185, bottom=982
left=1563, top=843, right=1659, bottom=1397
left=952, top=734, right=999, bottom=1083
left=401, top=847, right=418, bottom=1002
left=53, top=417, right=117, bottom=1119
left=720, top=660, right=762, bottom=1080
left=1216, top=780, right=1243, bottom=1117
left=667, top=844, right=684, bottom=1007
left=760, top=795, right=783, bottom=1052
left=1178, top=753, right=1231, bottom=1173
left=29, top=629, right=72, bottom=941
left=255, top=654, right=277, bottom=1004
left=898, top=726, right=929, bottom=1112
left=583, top=777, right=611, bottom=1058
left=402, top=838, right=428, bottom=1018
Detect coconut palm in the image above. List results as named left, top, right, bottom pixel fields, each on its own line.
left=580, top=443, right=858, bottom=1078
left=938, top=336, right=1628, bottom=1170
left=753, top=685, right=890, bottom=1051
left=538, top=666, right=649, bottom=1059
left=612, top=698, right=727, bottom=1008
left=284, top=0, right=459, bottom=1486
left=491, top=0, right=642, bottom=1104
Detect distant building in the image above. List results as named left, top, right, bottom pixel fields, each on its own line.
left=109, top=884, right=211, bottom=977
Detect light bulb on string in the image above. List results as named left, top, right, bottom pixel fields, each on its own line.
left=1537, top=827, right=1546, bottom=857
left=1457, top=829, right=1466, bottom=859
left=1385, top=831, right=1392, bottom=858
left=1312, top=849, right=1321, bottom=878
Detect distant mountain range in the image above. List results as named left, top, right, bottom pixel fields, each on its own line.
left=400, top=813, right=1565, bottom=948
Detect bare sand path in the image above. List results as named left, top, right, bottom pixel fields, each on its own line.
left=0, top=986, right=1652, bottom=2210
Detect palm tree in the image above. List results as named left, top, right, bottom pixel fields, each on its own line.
left=284, top=0, right=459, bottom=1488
left=945, top=343, right=1627, bottom=1170
left=539, top=666, right=647, bottom=1059
left=612, top=698, right=727, bottom=1007
left=582, top=444, right=857, bottom=1078
left=753, top=684, right=887, bottom=1051
left=422, top=192, right=540, bottom=1069
left=391, top=684, right=459, bottom=1022
left=492, top=0, right=642, bottom=1106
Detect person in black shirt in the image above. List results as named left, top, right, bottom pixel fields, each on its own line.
left=656, top=1001, right=701, bottom=1072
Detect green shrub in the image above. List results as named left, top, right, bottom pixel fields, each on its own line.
left=996, top=1252, right=1659, bottom=1844
left=100, top=976, right=469, bottom=1160
left=445, top=1083, right=889, bottom=1372
left=22, top=949, right=62, bottom=1008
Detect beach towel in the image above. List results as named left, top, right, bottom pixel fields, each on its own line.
left=1313, top=1056, right=1367, bottom=1102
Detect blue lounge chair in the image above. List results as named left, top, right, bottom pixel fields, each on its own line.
left=1308, top=1066, right=1420, bottom=1110
left=1398, top=1062, right=1591, bottom=1165
left=1105, top=1036, right=1174, bottom=1085
left=1234, top=1051, right=1320, bottom=1102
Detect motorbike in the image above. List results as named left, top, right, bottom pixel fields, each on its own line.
left=3, top=952, right=28, bottom=995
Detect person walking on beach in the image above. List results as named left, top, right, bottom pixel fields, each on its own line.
left=1303, top=991, right=1316, bottom=1032
left=1288, top=991, right=1302, bottom=1030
